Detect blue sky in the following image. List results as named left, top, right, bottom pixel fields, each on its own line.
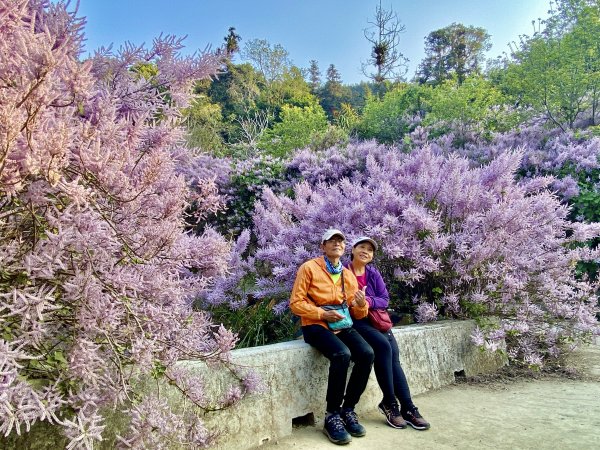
left=78, top=0, right=551, bottom=84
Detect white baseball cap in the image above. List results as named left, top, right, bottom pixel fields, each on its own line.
left=351, top=236, right=378, bottom=251
left=321, top=229, right=346, bottom=243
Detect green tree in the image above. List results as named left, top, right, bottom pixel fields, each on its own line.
left=197, top=58, right=320, bottom=152
left=201, top=62, right=266, bottom=146
left=344, top=82, right=374, bottom=113
left=417, top=23, right=491, bottom=85
left=542, top=0, right=597, bottom=38
left=336, top=103, right=360, bottom=131
left=308, top=59, right=321, bottom=92
left=356, top=83, right=431, bottom=143
left=495, top=0, right=600, bottom=129
left=260, top=65, right=316, bottom=112
left=184, top=93, right=225, bottom=153
left=242, top=38, right=291, bottom=83
left=326, top=63, right=342, bottom=84
left=207, top=62, right=265, bottom=118
left=424, top=76, right=515, bottom=145
left=319, top=64, right=351, bottom=120
left=258, top=104, right=328, bottom=156
left=223, top=26, right=242, bottom=56
left=361, top=0, right=408, bottom=83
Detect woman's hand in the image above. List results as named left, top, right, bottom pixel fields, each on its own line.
left=353, top=287, right=367, bottom=307
left=322, top=309, right=344, bottom=322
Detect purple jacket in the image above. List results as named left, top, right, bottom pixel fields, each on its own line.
left=345, top=263, right=390, bottom=310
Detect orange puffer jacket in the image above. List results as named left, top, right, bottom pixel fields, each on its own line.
left=290, top=256, right=368, bottom=329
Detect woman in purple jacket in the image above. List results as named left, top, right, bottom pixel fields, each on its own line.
left=347, top=236, right=430, bottom=431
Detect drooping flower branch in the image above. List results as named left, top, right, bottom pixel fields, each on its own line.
left=0, top=1, right=260, bottom=447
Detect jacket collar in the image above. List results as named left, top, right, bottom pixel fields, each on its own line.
left=316, top=256, right=346, bottom=274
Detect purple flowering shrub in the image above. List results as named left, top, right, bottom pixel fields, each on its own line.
left=413, top=125, right=600, bottom=287
left=424, top=125, right=600, bottom=279
left=201, top=230, right=256, bottom=310
left=413, top=124, right=600, bottom=202
left=0, top=2, right=260, bottom=447
left=286, top=140, right=389, bottom=186
left=197, top=229, right=299, bottom=347
left=252, top=142, right=600, bottom=366
left=181, top=152, right=290, bottom=239
left=410, top=123, right=597, bottom=171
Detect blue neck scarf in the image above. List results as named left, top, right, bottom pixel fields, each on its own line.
left=324, top=256, right=343, bottom=274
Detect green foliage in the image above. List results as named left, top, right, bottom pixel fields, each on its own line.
left=197, top=58, right=321, bottom=152
left=568, top=164, right=600, bottom=282
left=208, top=301, right=297, bottom=348
left=184, top=94, right=225, bottom=153
left=417, top=23, right=491, bottom=85
left=129, top=61, right=159, bottom=80
left=499, top=2, right=600, bottom=129
left=242, top=38, right=291, bottom=84
left=213, top=156, right=287, bottom=236
left=223, top=26, right=242, bottom=55
left=543, top=142, right=600, bottom=285
left=423, top=76, right=518, bottom=145
left=259, top=104, right=329, bottom=156
left=207, top=62, right=265, bottom=121
left=336, top=103, right=360, bottom=131
left=259, top=66, right=317, bottom=112
left=307, top=59, right=321, bottom=92
left=318, top=64, right=354, bottom=120
left=344, top=82, right=374, bottom=113
left=571, top=175, right=600, bottom=223
left=308, top=124, right=350, bottom=151
left=356, top=83, right=431, bottom=143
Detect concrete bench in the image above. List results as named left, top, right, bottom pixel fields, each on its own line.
left=198, top=320, right=506, bottom=449
left=3, top=320, right=505, bottom=449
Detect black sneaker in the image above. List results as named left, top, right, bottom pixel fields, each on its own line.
left=378, top=401, right=407, bottom=429
left=401, top=406, right=430, bottom=430
left=340, top=408, right=366, bottom=437
left=323, top=413, right=352, bottom=445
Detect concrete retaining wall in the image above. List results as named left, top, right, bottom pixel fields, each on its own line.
left=2, top=320, right=506, bottom=450
left=201, top=320, right=506, bottom=449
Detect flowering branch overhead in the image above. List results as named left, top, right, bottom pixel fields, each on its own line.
left=0, top=1, right=256, bottom=447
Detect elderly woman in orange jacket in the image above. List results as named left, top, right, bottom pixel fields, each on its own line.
left=290, top=229, right=374, bottom=446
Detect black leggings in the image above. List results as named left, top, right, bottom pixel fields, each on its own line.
left=353, top=318, right=414, bottom=409
left=302, top=324, right=374, bottom=413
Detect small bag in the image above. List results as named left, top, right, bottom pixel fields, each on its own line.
left=368, top=308, right=392, bottom=333
left=322, top=301, right=353, bottom=331
left=315, top=270, right=353, bottom=331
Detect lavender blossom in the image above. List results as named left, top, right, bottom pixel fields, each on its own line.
left=0, top=2, right=249, bottom=447
left=249, top=141, right=600, bottom=366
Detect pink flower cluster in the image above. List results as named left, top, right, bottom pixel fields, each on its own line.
left=0, top=1, right=257, bottom=447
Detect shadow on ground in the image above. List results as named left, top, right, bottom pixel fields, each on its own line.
left=260, top=341, right=600, bottom=450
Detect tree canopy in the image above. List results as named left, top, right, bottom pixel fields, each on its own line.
left=417, top=23, right=491, bottom=85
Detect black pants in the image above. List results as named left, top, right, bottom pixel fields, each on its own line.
left=353, top=318, right=414, bottom=409
left=302, top=324, right=374, bottom=413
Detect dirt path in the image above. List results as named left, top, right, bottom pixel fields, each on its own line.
left=260, top=342, right=600, bottom=450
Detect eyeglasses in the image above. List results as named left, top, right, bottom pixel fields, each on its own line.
left=325, top=237, right=345, bottom=244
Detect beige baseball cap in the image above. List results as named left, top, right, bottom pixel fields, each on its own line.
left=321, top=229, right=346, bottom=243
left=351, top=236, right=378, bottom=251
